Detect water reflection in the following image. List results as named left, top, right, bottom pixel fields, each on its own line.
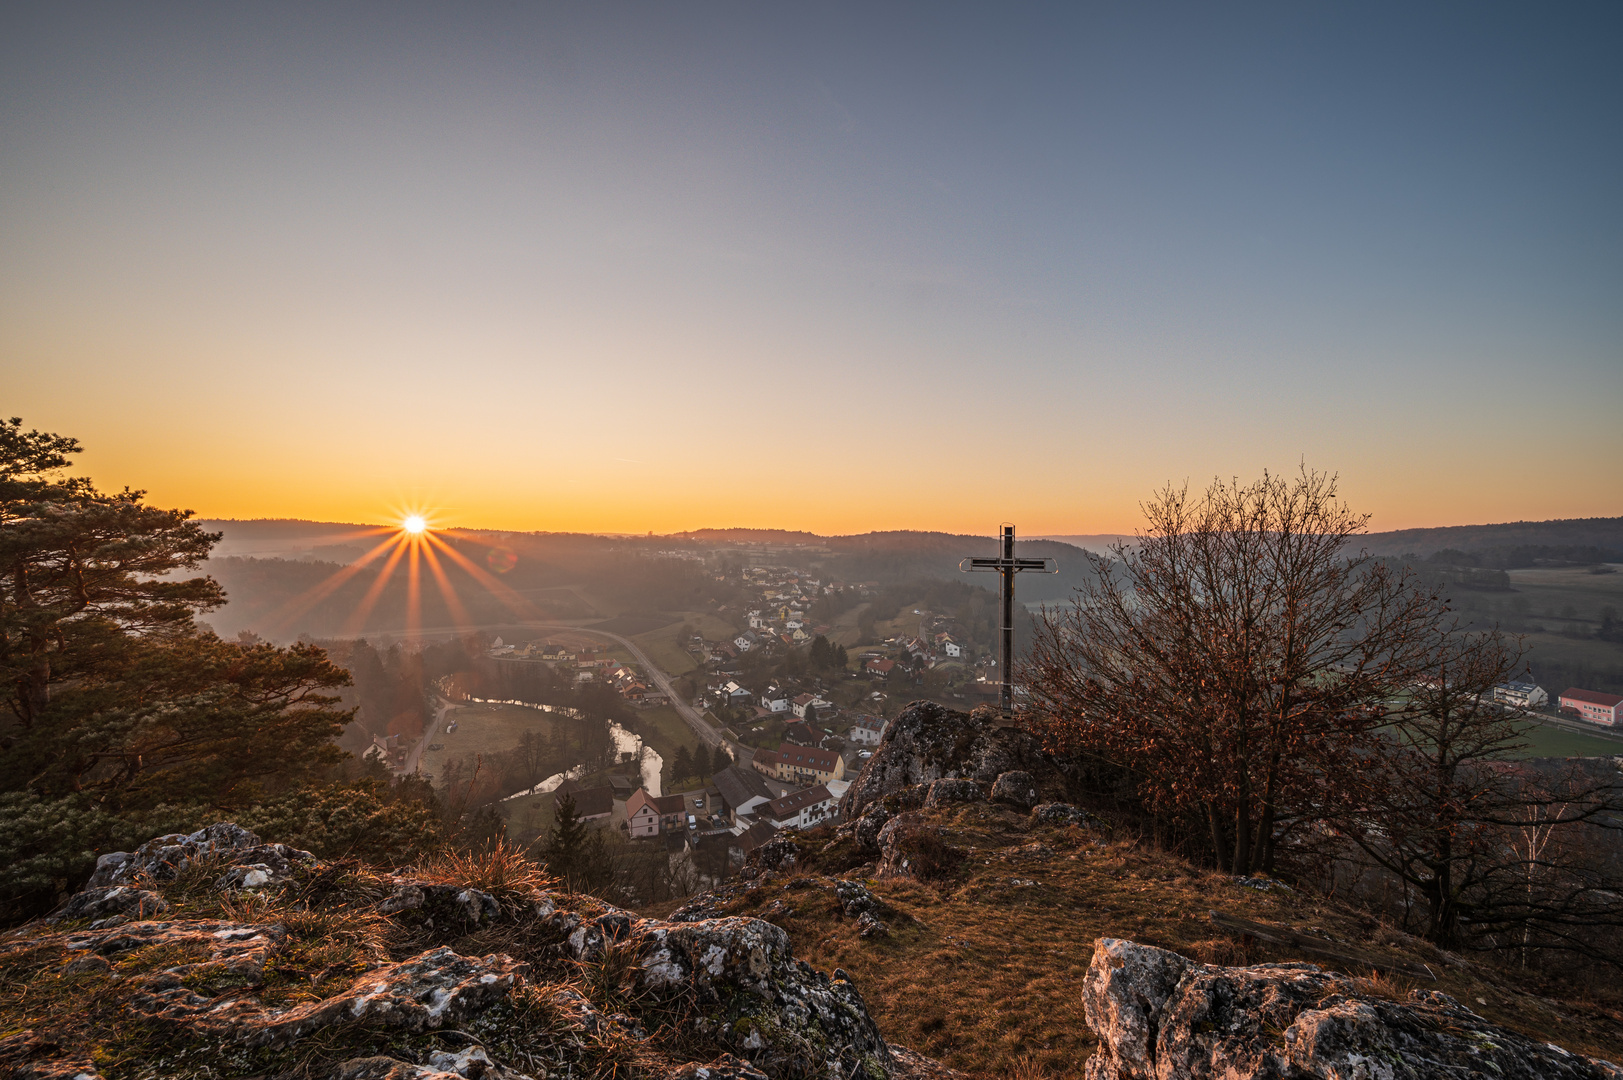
left=462, top=696, right=664, bottom=797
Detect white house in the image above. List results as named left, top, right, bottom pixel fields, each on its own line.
left=761, top=692, right=789, bottom=713
left=944, top=641, right=964, bottom=659
left=1492, top=681, right=1548, bottom=708
left=734, top=630, right=760, bottom=652
left=792, top=693, right=832, bottom=720
left=761, top=785, right=836, bottom=830
left=847, top=715, right=887, bottom=746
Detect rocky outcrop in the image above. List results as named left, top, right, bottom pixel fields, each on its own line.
left=1030, top=803, right=1094, bottom=828
left=549, top=908, right=890, bottom=1078
left=47, top=884, right=169, bottom=924
left=1082, top=937, right=1623, bottom=1080
left=922, top=778, right=983, bottom=808
left=84, top=822, right=315, bottom=892
left=989, top=771, right=1039, bottom=810
left=5, top=821, right=917, bottom=1080
left=838, top=702, right=1065, bottom=820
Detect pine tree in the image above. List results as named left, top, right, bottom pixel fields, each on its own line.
left=692, top=743, right=712, bottom=780
left=0, top=418, right=356, bottom=918
left=541, top=793, right=588, bottom=888
left=670, top=745, right=694, bottom=785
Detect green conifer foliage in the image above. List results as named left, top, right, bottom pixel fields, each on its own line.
left=0, top=419, right=359, bottom=919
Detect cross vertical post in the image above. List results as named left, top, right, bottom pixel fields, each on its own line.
left=960, top=524, right=1056, bottom=716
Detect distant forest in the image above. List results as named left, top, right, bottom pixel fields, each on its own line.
left=1362, top=516, right=1623, bottom=565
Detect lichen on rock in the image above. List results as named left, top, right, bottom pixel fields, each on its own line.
left=1082, top=937, right=1623, bottom=1080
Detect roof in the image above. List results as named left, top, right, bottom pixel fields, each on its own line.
left=1560, top=688, right=1623, bottom=708
left=762, top=745, right=839, bottom=772
left=556, top=785, right=614, bottom=818
left=733, top=820, right=777, bottom=853
left=793, top=693, right=816, bottom=705
left=652, top=793, right=688, bottom=815
left=851, top=715, right=886, bottom=731
left=764, top=785, right=833, bottom=821
left=713, top=765, right=772, bottom=808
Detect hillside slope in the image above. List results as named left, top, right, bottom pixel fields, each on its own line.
left=657, top=803, right=1623, bottom=1077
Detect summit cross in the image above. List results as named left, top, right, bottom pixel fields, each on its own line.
left=960, top=524, right=1056, bottom=716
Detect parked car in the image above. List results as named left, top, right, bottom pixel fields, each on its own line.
left=693, top=797, right=705, bottom=808
left=859, top=750, right=873, bottom=759
left=687, top=814, right=697, bottom=829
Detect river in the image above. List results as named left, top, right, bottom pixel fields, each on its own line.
left=460, top=696, right=665, bottom=798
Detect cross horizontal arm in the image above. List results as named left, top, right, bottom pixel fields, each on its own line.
left=959, top=556, right=1057, bottom=573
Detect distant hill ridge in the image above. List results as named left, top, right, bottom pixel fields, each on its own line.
left=1361, top=516, right=1623, bottom=557
left=197, top=517, right=1623, bottom=561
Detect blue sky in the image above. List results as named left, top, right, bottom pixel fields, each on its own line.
left=3, top=2, right=1619, bottom=532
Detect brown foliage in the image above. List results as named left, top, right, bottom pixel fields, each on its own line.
left=1026, top=467, right=1439, bottom=875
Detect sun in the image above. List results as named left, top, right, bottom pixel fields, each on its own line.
left=402, top=515, right=428, bottom=535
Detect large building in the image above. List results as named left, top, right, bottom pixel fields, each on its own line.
left=1558, top=688, right=1623, bottom=726
left=713, top=764, right=774, bottom=825
left=761, top=785, right=836, bottom=830
left=552, top=780, right=616, bottom=824
left=752, top=745, right=845, bottom=786
left=1492, top=681, right=1548, bottom=709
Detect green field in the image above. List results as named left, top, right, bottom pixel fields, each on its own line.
left=1516, top=720, right=1623, bottom=759
left=620, top=704, right=707, bottom=790
left=417, top=701, right=562, bottom=782
left=631, top=611, right=738, bottom=676
left=1505, top=565, right=1623, bottom=623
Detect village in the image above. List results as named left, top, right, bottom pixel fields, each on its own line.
left=419, top=559, right=1021, bottom=872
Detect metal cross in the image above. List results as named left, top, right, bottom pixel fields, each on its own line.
left=960, top=524, right=1056, bottom=716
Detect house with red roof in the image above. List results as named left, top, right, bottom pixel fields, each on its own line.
left=1558, top=688, right=1623, bottom=726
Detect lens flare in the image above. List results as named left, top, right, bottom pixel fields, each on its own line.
left=402, top=515, right=427, bottom=535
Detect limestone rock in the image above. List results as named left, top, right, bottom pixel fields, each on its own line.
left=1082, top=937, right=1623, bottom=1080
left=561, top=909, right=891, bottom=1078
left=838, top=701, right=1063, bottom=820
left=834, top=879, right=878, bottom=917
left=856, top=912, right=888, bottom=938
left=874, top=814, right=963, bottom=881
left=745, top=834, right=800, bottom=876
left=56, top=915, right=522, bottom=1051
left=839, top=802, right=895, bottom=854
left=334, top=1046, right=532, bottom=1080
left=923, top=778, right=983, bottom=808
left=887, top=1044, right=974, bottom=1080
left=1031, top=803, right=1093, bottom=828
left=988, top=771, right=1039, bottom=809
left=661, top=1054, right=771, bottom=1080
left=85, top=822, right=314, bottom=891
left=376, top=882, right=502, bottom=926
left=48, top=884, right=169, bottom=923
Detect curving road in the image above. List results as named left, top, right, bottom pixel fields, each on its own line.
left=357, top=616, right=751, bottom=766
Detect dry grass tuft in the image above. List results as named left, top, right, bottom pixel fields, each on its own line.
left=416, top=838, right=555, bottom=897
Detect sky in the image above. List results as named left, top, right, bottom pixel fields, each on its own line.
left=3, top=2, right=1620, bottom=536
